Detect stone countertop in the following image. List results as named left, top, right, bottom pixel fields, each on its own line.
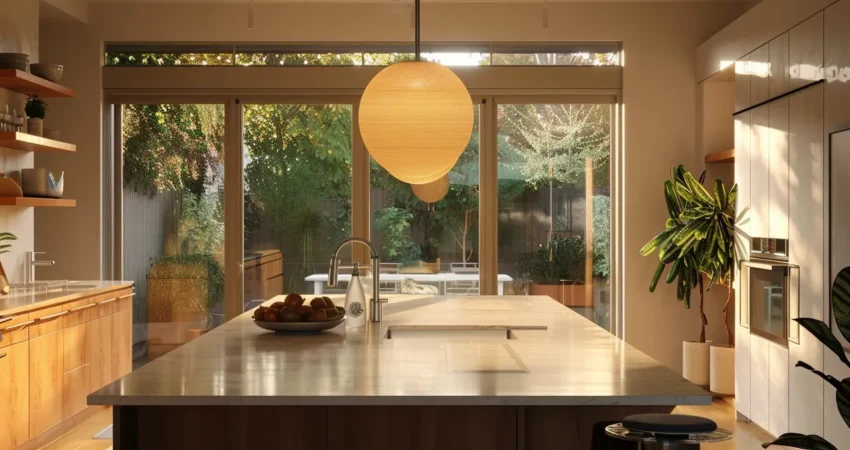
left=89, top=294, right=710, bottom=407
left=0, top=281, right=134, bottom=316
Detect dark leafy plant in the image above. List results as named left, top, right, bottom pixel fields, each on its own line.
left=0, top=232, right=17, bottom=255
left=592, top=195, right=611, bottom=278
left=639, top=166, right=738, bottom=344
left=763, top=266, right=850, bottom=450
left=147, top=253, right=224, bottom=309
left=25, top=97, right=46, bottom=119
left=518, top=235, right=586, bottom=285
left=374, top=206, right=421, bottom=265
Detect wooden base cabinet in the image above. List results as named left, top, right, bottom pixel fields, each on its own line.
left=29, top=330, right=64, bottom=438
left=0, top=285, right=133, bottom=449
left=0, top=341, right=29, bottom=450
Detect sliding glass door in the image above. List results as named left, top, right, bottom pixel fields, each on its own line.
left=495, top=99, right=613, bottom=330
left=119, top=102, right=226, bottom=363
left=241, top=102, right=354, bottom=309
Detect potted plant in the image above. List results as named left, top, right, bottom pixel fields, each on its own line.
left=521, top=235, right=587, bottom=305
left=25, top=96, right=46, bottom=137
left=0, top=232, right=17, bottom=295
left=763, top=267, right=850, bottom=450
left=640, top=166, right=737, bottom=388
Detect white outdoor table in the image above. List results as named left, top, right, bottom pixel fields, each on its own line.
left=305, top=273, right=513, bottom=295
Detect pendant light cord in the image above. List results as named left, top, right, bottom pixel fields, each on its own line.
left=414, top=0, right=421, bottom=60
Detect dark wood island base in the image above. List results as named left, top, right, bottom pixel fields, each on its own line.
left=113, top=404, right=672, bottom=450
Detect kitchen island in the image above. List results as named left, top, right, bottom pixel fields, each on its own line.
left=90, top=295, right=709, bottom=450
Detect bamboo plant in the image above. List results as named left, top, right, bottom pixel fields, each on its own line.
left=763, top=267, right=850, bottom=450
left=639, top=166, right=737, bottom=344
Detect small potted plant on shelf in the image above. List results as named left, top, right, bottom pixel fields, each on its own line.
left=0, top=232, right=18, bottom=295
left=25, top=96, right=46, bottom=137
left=640, top=165, right=737, bottom=389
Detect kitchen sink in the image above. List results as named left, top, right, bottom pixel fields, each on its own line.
left=63, top=282, right=100, bottom=290
left=385, top=325, right=546, bottom=341
left=9, top=280, right=69, bottom=290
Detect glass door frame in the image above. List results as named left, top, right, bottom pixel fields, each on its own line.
left=484, top=93, right=623, bottom=334
left=105, top=81, right=623, bottom=337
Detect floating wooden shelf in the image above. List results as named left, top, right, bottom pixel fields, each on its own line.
left=705, top=149, right=735, bottom=164
left=0, top=69, right=76, bottom=98
left=0, top=132, right=75, bottom=153
left=0, top=197, right=75, bottom=207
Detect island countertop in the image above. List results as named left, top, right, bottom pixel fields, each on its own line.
left=0, top=280, right=134, bottom=316
left=89, top=295, right=710, bottom=407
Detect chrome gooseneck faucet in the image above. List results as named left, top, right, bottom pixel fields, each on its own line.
left=328, top=238, right=386, bottom=322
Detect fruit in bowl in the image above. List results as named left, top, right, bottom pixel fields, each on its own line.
left=253, top=294, right=346, bottom=332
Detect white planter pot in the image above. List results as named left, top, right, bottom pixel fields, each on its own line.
left=27, top=118, right=43, bottom=137
left=683, top=340, right=711, bottom=387
left=710, top=345, right=735, bottom=395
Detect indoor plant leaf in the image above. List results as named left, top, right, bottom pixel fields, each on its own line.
left=796, top=318, right=850, bottom=369
left=830, top=266, right=850, bottom=343
left=795, top=362, right=850, bottom=429
left=762, top=433, right=837, bottom=450
left=714, top=179, right=727, bottom=210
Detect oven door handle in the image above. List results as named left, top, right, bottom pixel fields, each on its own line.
left=742, top=261, right=776, bottom=271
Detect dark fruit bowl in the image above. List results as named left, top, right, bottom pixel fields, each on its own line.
left=253, top=307, right=346, bottom=333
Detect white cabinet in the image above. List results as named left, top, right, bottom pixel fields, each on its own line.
left=751, top=44, right=770, bottom=105
left=788, top=83, right=825, bottom=436
left=790, top=12, right=824, bottom=90
left=735, top=55, right=751, bottom=113
left=750, top=336, right=770, bottom=429
left=769, top=97, right=789, bottom=240
left=769, top=32, right=790, bottom=98
left=750, top=104, right=770, bottom=238
left=768, top=342, right=789, bottom=437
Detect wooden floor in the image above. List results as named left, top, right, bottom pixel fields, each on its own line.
left=37, top=398, right=773, bottom=450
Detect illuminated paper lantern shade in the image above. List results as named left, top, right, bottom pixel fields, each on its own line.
left=411, top=174, right=450, bottom=203
left=359, top=60, right=473, bottom=184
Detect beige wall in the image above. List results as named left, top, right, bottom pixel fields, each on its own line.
left=0, top=0, right=38, bottom=282
left=38, top=1, right=748, bottom=373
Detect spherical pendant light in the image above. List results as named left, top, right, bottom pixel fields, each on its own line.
left=358, top=0, right=473, bottom=185
left=411, top=174, right=450, bottom=203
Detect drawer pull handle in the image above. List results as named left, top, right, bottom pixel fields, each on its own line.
left=98, top=298, right=118, bottom=305
left=0, top=353, right=6, bottom=360
left=118, top=293, right=135, bottom=299
left=69, top=303, right=98, bottom=312
left=1, top=320, right=36, bottom=331
left=36, top=310, right=69, bottom=322
left=0, top=317, right=12, bottom=325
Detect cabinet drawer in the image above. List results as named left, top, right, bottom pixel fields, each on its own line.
left=30, top=305, right=67, bottom=338
left=62, top=364, right=90, bottom=421
left=0, top=313, right=30, bottom=349
left=63, top=322, right=90, bottom=372
left=62, top=298, right=96, bottom=328
left=115, top=290, right=134, bottom=312
left=94, top=293, right=116, bottom=318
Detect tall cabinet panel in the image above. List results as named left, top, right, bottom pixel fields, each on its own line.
left=735, top=55, right=751, bottom=113
left=769, top=97, right=790, bottom=240
left=751, top=44, right=771, bottom=106
left=790, top=12, right=824, bottom=91
left=0, top=342, right=29, bottom=450
left=734, top=110, right=752, bottom=418
left=750, top=105, right=770, bottom=238
left=769, top=32, right=790, bottom=99
left=29, top=330, right=63, bottom=438
left=789, top=83, right=825, bottom=436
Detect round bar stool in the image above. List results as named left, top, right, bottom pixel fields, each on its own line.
left=605, top=414, right=732, bottom=449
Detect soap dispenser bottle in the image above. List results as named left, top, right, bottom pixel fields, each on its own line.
left=345, top=262, right=367, bottom=328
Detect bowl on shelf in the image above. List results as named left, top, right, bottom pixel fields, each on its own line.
left=0, top=53, right=29, bottom=71
left=30, top=64, right=63, bottom=82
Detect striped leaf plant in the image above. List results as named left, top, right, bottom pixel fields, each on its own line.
left=639, top=166, right=737, bottom=344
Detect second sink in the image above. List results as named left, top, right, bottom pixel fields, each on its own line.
left=385, top=325, right=546, bottom=341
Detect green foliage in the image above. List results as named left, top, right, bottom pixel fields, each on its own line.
left=374, top=207, right=421, bottom=264
left=592, top=196, right=610, bottom=278
left=147, top=253, right=224, bottom=309
left=518, top=235, right=586, bottom=285
left=122, top=104, right=224, bottom=196
left=763, top=262, right=850, bottom=450
left=25, top=97, right=46, bottom=119
left=177, top=191, right=224, bottom=255
left=0, top=232, right=17, bottom=255
left=639, top=166, right=737, bottom=343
